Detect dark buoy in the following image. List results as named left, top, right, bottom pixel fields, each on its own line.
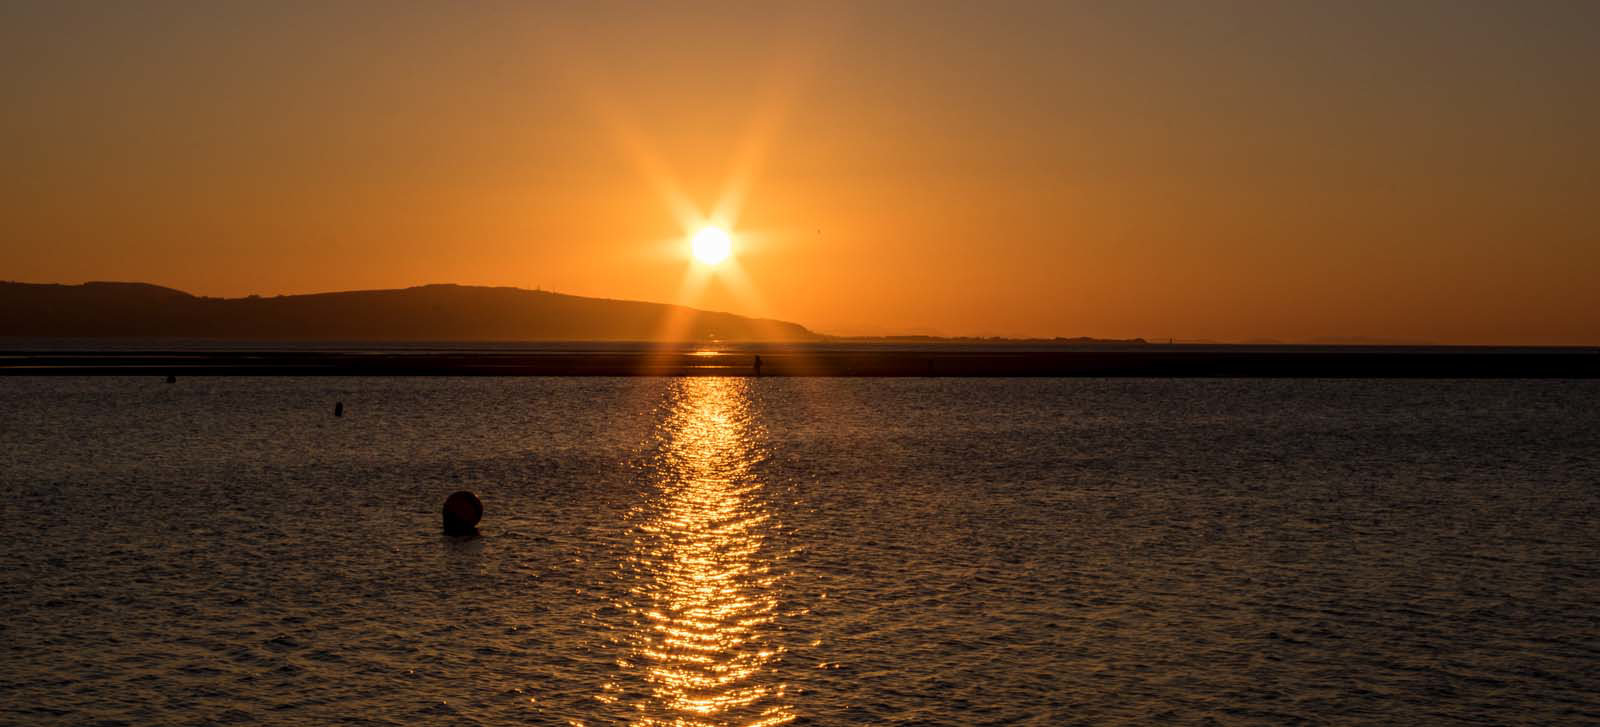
left=442, top=491, right=482, bottom=536
left=166, top=374, right=177, bottom=384
left=334, top=401, right=344, bottom=417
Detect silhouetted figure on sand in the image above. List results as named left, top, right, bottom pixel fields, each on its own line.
left=334, top=401, right=344, bottom=417
left=442, top=491, right=482, bottom=536
left=753, top=355, right=763, bottom=377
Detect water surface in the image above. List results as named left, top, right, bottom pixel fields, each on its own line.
left=2, top=377, right=1597, bottom=724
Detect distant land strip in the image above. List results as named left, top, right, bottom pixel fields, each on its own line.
left=1, top=349, right=1595, bottom=378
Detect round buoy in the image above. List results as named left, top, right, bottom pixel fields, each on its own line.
left=442, top=491, right=482, bottom=536
left=166, top=374, right=177, bottom=384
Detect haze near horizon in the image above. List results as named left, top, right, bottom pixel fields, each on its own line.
left=3, top=1, right=1597, bottom=344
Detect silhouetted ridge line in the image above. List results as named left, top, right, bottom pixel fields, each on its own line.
left=0, top=281, right=819, bottom=342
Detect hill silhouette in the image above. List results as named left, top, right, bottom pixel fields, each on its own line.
left=0, top=282, right=820, bottom=341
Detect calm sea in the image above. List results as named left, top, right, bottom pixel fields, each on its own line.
left=2, top=377, right=1597, bottom=725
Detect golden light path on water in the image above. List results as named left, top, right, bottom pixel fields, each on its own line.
left=600, top=378, right=793, bottom=727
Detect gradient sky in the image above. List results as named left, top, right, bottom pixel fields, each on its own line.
left=3, top=1, right=1596, bottom=343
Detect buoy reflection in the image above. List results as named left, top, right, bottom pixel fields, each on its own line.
left=610, top=377, right=792, bottom=727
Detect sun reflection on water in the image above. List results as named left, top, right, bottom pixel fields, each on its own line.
left=605, top=377, right=793, bottom=727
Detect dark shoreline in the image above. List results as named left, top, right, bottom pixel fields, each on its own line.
left=2, top=347, right=1596, bottom=378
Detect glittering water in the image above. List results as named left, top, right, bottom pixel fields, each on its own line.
left=597, top=379, right=792, bottom=726
left=2, top=377, right=1598, bottom=725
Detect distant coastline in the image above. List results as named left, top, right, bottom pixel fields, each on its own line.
left=0, top=281, right=817, bottom=342
left=0, top=281, right=1143, bottom=346
left=0, top=342, right=1593, bottom=378
left=3, top=282, right=1594, bottom=355
left=828, top=335, right=1149, bottom=345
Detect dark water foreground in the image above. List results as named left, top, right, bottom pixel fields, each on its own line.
left=2, top=377, right=1598, bottom=725
left=1, top=343, right=1597, bottom=377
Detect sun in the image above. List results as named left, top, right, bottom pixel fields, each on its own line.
left=690, top=226, right=733, bottom=265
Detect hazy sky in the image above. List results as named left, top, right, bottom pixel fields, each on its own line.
left=3, top=1, right=1596, bottom=343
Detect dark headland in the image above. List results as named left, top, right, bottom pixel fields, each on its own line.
left=1, top=281, right=1594, bottom=377
left=0, top=281, right=817, bottom=342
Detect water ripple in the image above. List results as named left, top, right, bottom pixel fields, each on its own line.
left=1, top=377, right=1597, bottom=724
left=596, top=378, right=793, bottom=727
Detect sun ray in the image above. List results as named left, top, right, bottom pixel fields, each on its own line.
left=546, top=12, right=844, bottom=351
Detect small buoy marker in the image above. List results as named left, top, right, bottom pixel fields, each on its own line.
left=442, top=491, right=482, bottom=536
left=166, top=374, right=176, bottom=384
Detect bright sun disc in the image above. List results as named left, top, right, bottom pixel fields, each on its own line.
left=691, top=226, right=732, bottom=265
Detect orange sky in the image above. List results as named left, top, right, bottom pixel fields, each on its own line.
left=3, top=2, right=1597, bottom=343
